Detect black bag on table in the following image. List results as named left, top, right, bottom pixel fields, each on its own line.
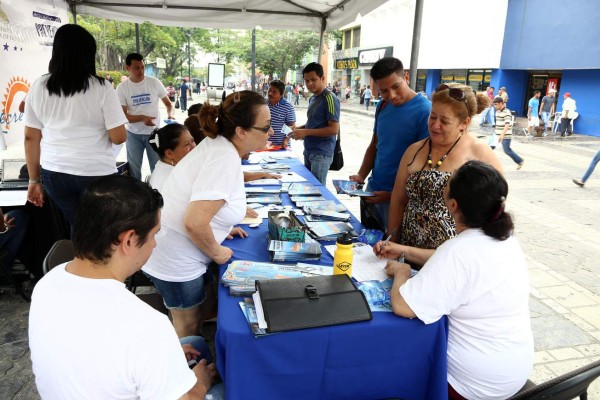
left=329, top=130, right=344, bottom=171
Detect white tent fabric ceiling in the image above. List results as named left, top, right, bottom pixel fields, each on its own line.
left=67, top=0, right=389, bottom=31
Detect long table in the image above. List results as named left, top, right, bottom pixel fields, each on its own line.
left=216, top=154, right=448, bottom=399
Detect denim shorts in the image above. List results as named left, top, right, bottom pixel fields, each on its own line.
left=145, top=273, right=207, bottom=310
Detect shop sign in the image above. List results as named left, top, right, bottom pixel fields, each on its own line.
left=335, top=57, right=359, bottom=70
left=358, top=46, right=393, bottom=66
left=469, top=74, right=483, bottom=81
left=484, top=75, right=491, bottom=82
left=454, top=75, right=466, bottom=82
left=441, top=75, right=453, bottom=81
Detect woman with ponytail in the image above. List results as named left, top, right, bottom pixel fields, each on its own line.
left=143, top=91, right=273, bottom=338
left=385, top=160, right=533, bottom=400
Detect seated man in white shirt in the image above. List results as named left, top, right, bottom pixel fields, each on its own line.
left=29, top=175, right=223, bottom=400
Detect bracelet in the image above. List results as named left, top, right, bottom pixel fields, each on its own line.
left=0, top=225, right=8, bottom=234
left=29, top=179, right=41, bottom=184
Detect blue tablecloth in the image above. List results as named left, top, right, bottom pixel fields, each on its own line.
left=216, top=153, right=448, bottom=399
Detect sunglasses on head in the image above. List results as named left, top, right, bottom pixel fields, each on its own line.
left=435, top=84, right=470, bottom=115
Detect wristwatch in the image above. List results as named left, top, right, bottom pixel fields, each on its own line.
left=28, top=178, right=41, bottom=184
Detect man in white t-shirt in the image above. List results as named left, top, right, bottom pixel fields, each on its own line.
left=117, top=53, right=175, bottom=180
left=29, top=175, right=221, bottom=400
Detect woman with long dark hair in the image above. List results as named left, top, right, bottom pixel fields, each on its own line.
left=24, top=24, right=127, bottom=226
left=385, top=160, right=533, bottom=400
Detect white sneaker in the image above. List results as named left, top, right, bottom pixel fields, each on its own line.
left=517, top=161, right=525, bottom=170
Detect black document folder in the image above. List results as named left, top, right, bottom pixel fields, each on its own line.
left=255, top=274, right=372, bottom=333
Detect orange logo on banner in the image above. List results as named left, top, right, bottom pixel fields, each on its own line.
left=2, top=76, right=30, bottom=131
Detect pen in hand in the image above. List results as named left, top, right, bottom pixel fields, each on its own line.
left=377, top=226, right=398, bottom=257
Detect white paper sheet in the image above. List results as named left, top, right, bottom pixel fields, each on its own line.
left=0, top=190, right=28, bottom=206
left=278, top=172, right=307, bottom=183
left=252, top=291, right=269, bottom=329
left=325, top=242, right=388, bottom=282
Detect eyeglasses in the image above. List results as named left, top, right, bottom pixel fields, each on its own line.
left=251, top=125, right=272, bottom=133
left=435, top=84, right=470, bottom=115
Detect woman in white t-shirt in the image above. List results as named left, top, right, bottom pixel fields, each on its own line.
left=24, top=24, right=127, bottom=227
left=147, top=123, right=196, bottom=192
left=385, top=160, right=533, bottom=400
left=143, top=91, right=273, bottom=338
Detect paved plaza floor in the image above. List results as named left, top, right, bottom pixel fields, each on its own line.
left=1, top=93, right=599, bottom=398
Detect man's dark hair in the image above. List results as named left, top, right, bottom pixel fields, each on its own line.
left=269, top=80, right=285, bottom=96
left=46, top=24, right=105, bottom=97
left=302, top=62, right=324, bottom=78
left=125, top=53, right=144, bottom=66
left=370, top=57, right=404, bottom=81
left=534, top=90, right=541, bottom=95
left=72, top=175, right=164, bottom=263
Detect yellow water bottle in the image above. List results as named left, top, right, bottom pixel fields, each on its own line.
left=333, top=233, right=353, bottom=277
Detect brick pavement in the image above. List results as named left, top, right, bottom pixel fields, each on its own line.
left=1, top=93, right=599, bottom=398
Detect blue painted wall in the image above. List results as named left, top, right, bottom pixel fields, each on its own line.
left=501, top=0, right=600, bottom=69
left=425, top=69, right=441, bottom=98
left=556, top=70, right=600, bottom=136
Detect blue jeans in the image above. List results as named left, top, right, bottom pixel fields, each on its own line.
left=582, top=149, right=600, bottom=182
left=303, top=152, right=333, bottom=185
left=41, top=169, right=107, bottom=227
left=179, top=336, right=225, bottom=400
left=180, top=94, right=188, bottom=111
left=480, top=106, right=495, bottom=125
left=501, top=138, right=523, bottom=165
left=359, top=182, right=390, bottom=231
left=541, top=111, right=551, bottom=127
left=365, top=99, right=371, bottom=110
left=0, top=209, right=29, bottom=274
left=145, top=272, right=206, bottom=310
left=126, top=131, right=160, bottom=180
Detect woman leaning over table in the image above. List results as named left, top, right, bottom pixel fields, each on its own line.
left=386, top=160, right=533, bottom=400
left=24, top=24, right=127, bottom=227
left=147, top=123, right=196, bottom=192
left=378, top=83, right=502, bottom=268
left=142, top=91, right=273, bottom=338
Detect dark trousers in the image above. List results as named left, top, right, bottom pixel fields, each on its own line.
left=559, top=118, right=573, bottom=135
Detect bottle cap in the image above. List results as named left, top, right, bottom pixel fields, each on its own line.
left=336, top=232, right=353, bottom=245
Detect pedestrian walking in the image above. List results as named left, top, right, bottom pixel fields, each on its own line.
left=364, top=85, right=372, bottom=111
left=493, top=97, right=524, bottom=170
left=572, top=149, right=600, bottom=187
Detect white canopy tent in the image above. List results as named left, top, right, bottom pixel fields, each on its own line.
left=65, top=0, right=424, bottom=87
left=65, top=0, right=389, bottom=31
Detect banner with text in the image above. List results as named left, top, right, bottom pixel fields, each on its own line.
left=0, top=0, right=67, bottom=149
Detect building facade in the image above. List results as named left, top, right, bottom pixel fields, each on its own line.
left=333, top=0, right=600, bottom=136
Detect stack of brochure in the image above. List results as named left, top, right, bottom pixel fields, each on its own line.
left=245, top=194, right=282, bottom=204
left=305, top=220, right=359, bottom=241
left=261, top=163, right=290, bottom=172
left=287, top=182, right=322, bottom=196
left=303, top=208, right=351, bottom=222
left=302, top=201, right=347, bottom=213
left=268, top=237, right=322, bottom=262
left=245, top=187, right=281, bottom=195
left=222, top=260, right=331, bottom=296
left=332, top=180, right=375, bottom=197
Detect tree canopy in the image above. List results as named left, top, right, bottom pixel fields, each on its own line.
left=76, top=16, right=326, bottom=82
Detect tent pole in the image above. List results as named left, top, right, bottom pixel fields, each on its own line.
left=317, top=17, right=326, bottom=64
left=69, top=2, right=77, bottom=25
left=135, top=23, right=140, bottom=54
left=408, top=0, right=424, bottom=91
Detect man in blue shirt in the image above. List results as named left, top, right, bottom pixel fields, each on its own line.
left=527, top=90, right=541, bottom=135
left=291, top=63, right=340, bottom=185
left=349, top=57, right=430, bottom=231
left=179, top=79, right=190, bottom=112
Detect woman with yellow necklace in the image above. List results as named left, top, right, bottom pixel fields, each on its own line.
left=376, top=83, right=502, bottom=269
